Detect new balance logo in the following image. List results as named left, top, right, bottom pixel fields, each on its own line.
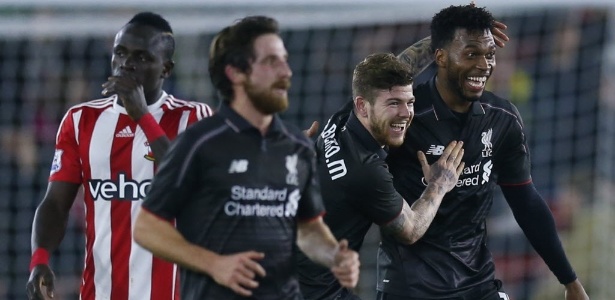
left=115, top=126, right=134, bottom=138
left=228, top=159, right=249, bottom=173
left=425, top=145, right=445, bottom=155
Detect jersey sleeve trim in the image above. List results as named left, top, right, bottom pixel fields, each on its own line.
left=297, top=211, right=326, bottom=223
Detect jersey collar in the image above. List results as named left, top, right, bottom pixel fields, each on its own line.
left=112, top=91, right=168, bottom=115
left=218, top=102, right=286, bottom=134
left=346, top=109, right=388, bottom=160
left=428, top=76, right=485, bottom=121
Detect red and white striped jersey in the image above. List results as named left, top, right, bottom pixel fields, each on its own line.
left=48, top=92, right=213, bottom=300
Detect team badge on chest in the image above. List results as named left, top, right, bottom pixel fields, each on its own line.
left=286, top=154, right=299, bottom=186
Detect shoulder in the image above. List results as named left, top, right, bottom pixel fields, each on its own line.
left=162, top=94, right=214, bottom=117
left=183, top=114, right=226, bottom=136
left=66, top=96, right=115, bottom=114
left=279, top=121, right=315, bottom=152
left=412, top=82, right=435, bottom=113
left=480, top=91, right=523, bottom=120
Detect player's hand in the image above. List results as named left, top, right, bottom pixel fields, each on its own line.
left=210, top=251, right=266, bottom=297
left=491, top=20, right=509, bottom=48
left=303, top=121, right=319, bottom=138
left=564, top=279, right=590, bottom=300
left=418, top=141, right=465, bottom=192
left=469, top=1, right=509, bottom=48
left=102, top=76, right=149, bottom=122
left=26, top=264, right=55, bottom=300
left=331, top=239, right=360, bottom=288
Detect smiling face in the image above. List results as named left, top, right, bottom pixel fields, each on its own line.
left=111, top=24, right=172, bottom=102
left=360, top=85, right=415, bottom=147
left=437, top=28, right=496, bottom=103
left=244, top=33, right=292, bottom=114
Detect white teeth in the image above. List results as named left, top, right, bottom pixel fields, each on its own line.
left=467, top=76, right=487, bottom=83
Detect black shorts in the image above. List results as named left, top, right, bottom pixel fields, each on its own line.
left=375, top=280, right=510, bottom=300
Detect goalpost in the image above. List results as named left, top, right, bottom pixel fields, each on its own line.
left=0, top=1, right=613, bottom=299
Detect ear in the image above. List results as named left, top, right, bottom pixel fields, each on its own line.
left=161, top=60, right=175, bottom=78
left=354, top=96, right=369, bottom=118
left=435, top=48, right=447, bottom=68
left=224, top=65, right=246, bottom=84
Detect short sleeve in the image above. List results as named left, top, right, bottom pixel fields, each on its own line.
left=350, top=161, right=404, bottom=225
left=296, top=143, right=326, bottom=221
left=49, top=110, right=82, bottom=183
left=495, top=104, right=532, bottom=184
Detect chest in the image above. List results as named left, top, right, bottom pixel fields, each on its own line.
left=80, top=112, right=154, bottom=178
left=201, top=136, right=311, bottom=191
left=410, top=113, right=507, bottom=163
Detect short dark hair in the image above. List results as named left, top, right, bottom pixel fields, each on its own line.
left=430, top=5, right=495, bottom=53
left=209, top=16, right=280, bottom=102
left=352, top=53, right=413, bottom=104
left=127, top=12, right=175, bottom=59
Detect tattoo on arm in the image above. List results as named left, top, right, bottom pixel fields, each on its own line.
left=381, top=183, right=447, bottom=245
left=397, top=36, right=433, bottom=77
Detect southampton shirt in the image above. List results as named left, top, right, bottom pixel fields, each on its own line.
left=48, top=92, right=213, bottom=300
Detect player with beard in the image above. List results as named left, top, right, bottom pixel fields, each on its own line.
left=381, top=4, right=590, bottom=300
left=133, top=16, right=360, bottom=300
left=297, top=53, right=465, bottom=300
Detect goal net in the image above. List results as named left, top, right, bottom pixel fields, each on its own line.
left=0, top=1, right=613, bottom=299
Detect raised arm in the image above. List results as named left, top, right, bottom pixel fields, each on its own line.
left=381, top=141, right=464, bottom=245
left=102, top=77, right=171, bottom=166
left=297, top=217, right=360, bottom=288
left=396, top=19, right=508, bottom=76
left=396, top=36, right=434, bottom=77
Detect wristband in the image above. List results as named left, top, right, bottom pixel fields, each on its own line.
left=29, top=248, right=50, bottom=271
left=138, top=113, right=166, bottom=141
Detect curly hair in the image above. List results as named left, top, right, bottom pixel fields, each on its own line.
left=209, top=16, right=280, bottom=102
left=430, top=5, right=495, bottom=52
left=352, top=53, right=413, bottom=104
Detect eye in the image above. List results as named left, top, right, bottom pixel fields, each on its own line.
left=486, top=52, right=496, bottom=59
left=114, top=49, right=125, bottom=57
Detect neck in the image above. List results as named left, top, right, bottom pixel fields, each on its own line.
left=434, top=75, right=471, bottom=113
left=231, top=93, right=273, bottom=136
left=144, top=89, right=163, bottom=106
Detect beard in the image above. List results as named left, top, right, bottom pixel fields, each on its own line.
left=368, top=108, right=406, bottom=147
left=244, top=78, right=290, bottom=114
left=445, top=67, right=481, bottom=102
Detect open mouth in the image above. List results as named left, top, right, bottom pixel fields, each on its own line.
left=390, top=122, right=407, bottom=133
left=466, top=76, right=487, bottom=91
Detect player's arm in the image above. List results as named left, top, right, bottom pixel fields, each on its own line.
left=396, top=20, right=508, bottom=76
left=27, top=181, right=80, bottom=300
left=133, top=209, right=266, bottom=297
left=102, top=77, right=171, bottom=165
left=397, top=36, right=434, bottom=77
left=501, top=183, right=589, bottom=300
left=296, top=217, right=360, bottom=288
left=381, top=141, right=464, bottom=245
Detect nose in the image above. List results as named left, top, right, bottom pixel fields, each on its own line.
left=279, top=60, right=292, bottom=78
left=477, top=56, right=490, bottom=71
left=399, top=103, right=412, bottom=118
left=120, top=56, right=136, bottom=71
